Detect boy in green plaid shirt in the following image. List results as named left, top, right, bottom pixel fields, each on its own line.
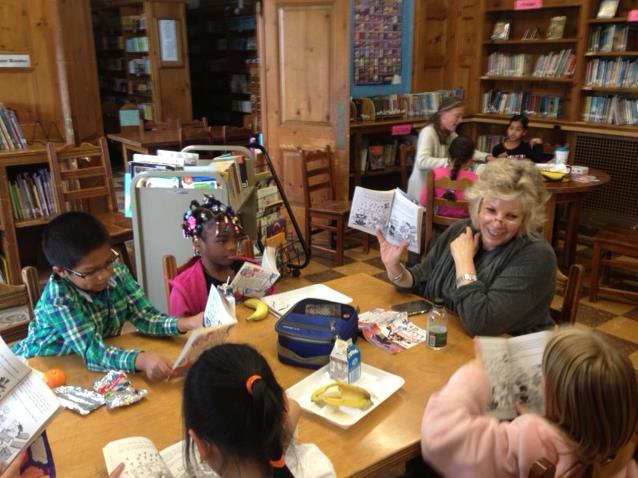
left=12, top=212, right=203, bottom=381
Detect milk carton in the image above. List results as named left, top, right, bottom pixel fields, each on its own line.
left=328, top=338, right=361, bottom=383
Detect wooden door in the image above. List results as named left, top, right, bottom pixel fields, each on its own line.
left=258, top=0, right=350, bottom=230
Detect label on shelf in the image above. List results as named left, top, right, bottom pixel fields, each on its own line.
left=628, top=10, right=638, bottom=22
left=391, top=124, right=412, bottom=136
left=514, top=0, right=542, bottom=10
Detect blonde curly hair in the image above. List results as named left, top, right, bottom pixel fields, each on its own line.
left=466, top=158, right=550, bottom=237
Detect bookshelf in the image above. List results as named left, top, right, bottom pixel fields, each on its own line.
left=186, top=2, right=259, bottom=128
left=92, top=0, right=192, bottom=134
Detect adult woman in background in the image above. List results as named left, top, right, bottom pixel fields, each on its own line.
left=406, top=97, right=493, bottom=199
left=379, top=158, right=556, bottom=336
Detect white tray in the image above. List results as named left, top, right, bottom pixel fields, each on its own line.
left=286, top=363, right=405, bottom=429
left=261, top=284, right=352, bottom=317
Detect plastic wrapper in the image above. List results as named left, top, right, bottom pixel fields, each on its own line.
left=53, top=385, right=105, bottom=415
left=93, top=370, right=148, bottom=410
left=104, top=387, right=148, bottom=410
left=93, top=370, right=130, bottom=394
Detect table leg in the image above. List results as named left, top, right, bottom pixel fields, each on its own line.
left=560, top=198, right=583, bottom=269
left=543, top=194, right=557, bottom=243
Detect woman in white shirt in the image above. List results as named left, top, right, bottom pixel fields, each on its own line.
left=407, top=97, right=493, bottom=199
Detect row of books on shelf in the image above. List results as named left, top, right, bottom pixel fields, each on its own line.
left=583, top=95, right=638, bottom=126
left=481, top=90, right=562, bottom=118
left=585, top=58, right=638, bottom=89
left=9, top=169, right=57, bottom=222
left=351, top=89, right=462, bottom=121
left=253, top=152, right=287, bottom=248
left=485, top=50, right=575, bottom=79
left=0, top=103, right=27, bottom=151
left=588, top=24, right=638, bottom=53
left=125, top=36, right=148, bottom=53
left=477, top=135, right=504, bottom=154
left=359, top=138, right=416, bottom=173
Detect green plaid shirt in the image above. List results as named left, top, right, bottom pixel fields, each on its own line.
left=12, top=262, right=179, bottom=372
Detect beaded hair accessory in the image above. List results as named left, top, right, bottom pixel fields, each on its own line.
left=182, top=194, right=245, bottom=239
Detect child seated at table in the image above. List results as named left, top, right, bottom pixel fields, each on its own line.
left=421, top=327, right=638, bottom=477
left=418, top=135, right=478, bottom=219
left=12, top=212, right=203, bottom=381
left=169, top=195, right=272, bottom=317
left=492, top=114, right=544, bottom=162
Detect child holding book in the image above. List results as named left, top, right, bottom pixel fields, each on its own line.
left=12, top=212, right=203, bottom=381
left=169, top=195, right=271, bottom=317
left=418, top=135, right=478, bottom=219
left=421, top=327, right=638, bottom=477
left=492, top=114, right=545, bottom=163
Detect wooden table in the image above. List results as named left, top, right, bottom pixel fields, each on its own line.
left=30, top=273, right=475, bottom=477
left=542, top=168, right=610, bottom=269
left=106, top=130, right=181, bottom=169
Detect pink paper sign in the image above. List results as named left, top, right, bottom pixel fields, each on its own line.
left=391, top=124, right=412, bottom=136
left=628, top=9, right=638, bottom=21
left=514, top=0, right=542, bottom=10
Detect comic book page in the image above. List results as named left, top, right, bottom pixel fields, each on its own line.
left=159, top=441, right=216, bottom=478
left=347, top=186, right=395, bottom=236
left=0, top=337, right=30, bottom=402
left=103, top=436, right=173, bottom=478
left=229, top=247, right=280, bottom=298
left=477, top=330, right=551, bottom=420
left=386, top=189, right=423, bottom=254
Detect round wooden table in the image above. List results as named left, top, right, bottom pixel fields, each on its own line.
left=542, top=167, right=610, bottom=269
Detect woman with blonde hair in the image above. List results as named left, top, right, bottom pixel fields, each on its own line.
left=421, top=327, right=638, bottom=477
left=377, top=158, right=556, bottom=336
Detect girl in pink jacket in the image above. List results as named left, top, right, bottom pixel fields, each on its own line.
left=421, top=327, right=638, bottom=477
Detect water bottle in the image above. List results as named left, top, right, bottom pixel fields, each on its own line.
left=427, top=298, right=448, bottom=350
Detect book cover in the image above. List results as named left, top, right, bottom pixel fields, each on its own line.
left=546, top=16, right=566, bottom=40
left=476, top=330, right=551, bottom=420
left=229, top=247, right=280, bottom=298
left=597, top=0, right=620, bottom=18
left=491, top=19, right=511, bottom=40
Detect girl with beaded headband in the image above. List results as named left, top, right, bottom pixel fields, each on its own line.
left=168, top=194, right=256, bottom=317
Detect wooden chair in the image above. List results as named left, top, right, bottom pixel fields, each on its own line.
left=21, top=266, right=41, bottom=311
left=0, top=279, right=34, bottom=343
left=589, top=227, right=638, bottom=303
left=422, top=170, right=473, bottom=254
left=47, top=138, right=135, bottom=273
left=300, top=146, right=369, bottom=266
left=179, top=125, right=214, bottom=149
left=177, top=117, right=208, bottom=129
left=551, top=263, right=585, bottom=325
left=398, top=142, right=416, bottom=191
left=139, top=119, right=174, bottom=134
left=222, top=126, right=252, bottom=145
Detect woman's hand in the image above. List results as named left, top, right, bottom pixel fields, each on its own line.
left=0, top=452, right=25, bottom=478
left=375, top=229, right=407, bottom=275
left=450, top=226, right=480, bottom=265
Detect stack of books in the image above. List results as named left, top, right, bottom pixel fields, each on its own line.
left=531, top=49, right=576, bottom=78
left=0, top=103, right=27, bottom=151
left=583, top=95, right=638, bottom=125
left=482, top=90, right=562, bottom=118
left=477, top=135, right=504, bottom=153
left=585, top=58, right=638, bottom=88
left=588, top=25, right=638, bottom=52
left=486, top=53, right=534, bottom=77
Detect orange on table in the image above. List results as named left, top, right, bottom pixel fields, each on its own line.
left=43, top=368, right=66, bottom=388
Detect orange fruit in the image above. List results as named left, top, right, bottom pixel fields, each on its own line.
left=44, top=368, right=66, bottom=388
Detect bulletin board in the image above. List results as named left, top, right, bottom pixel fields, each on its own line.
left=350, top=0, right=413, bottom=97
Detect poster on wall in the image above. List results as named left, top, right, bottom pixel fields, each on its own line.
left=353, top=0, right=403, bottom=86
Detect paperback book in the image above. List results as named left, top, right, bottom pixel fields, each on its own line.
left=229, top=247, right=279, bottom=298
left=546, top=16, right=566, bottom=40
left=597, top=0, right=620, bottom=19
left=348, top=186, right=424, bottom=254
left=476, top=330, right=552, bottom=420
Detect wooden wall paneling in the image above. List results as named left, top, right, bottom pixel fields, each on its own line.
left=145, top=0, right=192, bottom=122
left=261, top=0, right=350, bottom=231
left=412, top=0, right=450, bottom=91
left=450, top=0, right=481, bottom=112
left=54, top=0, right=103, bottom=143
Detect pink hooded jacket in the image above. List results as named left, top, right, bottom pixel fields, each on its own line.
left=421, top=363, right=638, bottom=478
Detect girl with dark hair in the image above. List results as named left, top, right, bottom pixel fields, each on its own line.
left=418, top=135, right=478, bottom=219
left=169, top=194, right=272, bottom=317
left=183, top=343, right=336, bottom=478
left=492, top=114, right=544, bottom=162
left=407, top=97, right=493, bottom=199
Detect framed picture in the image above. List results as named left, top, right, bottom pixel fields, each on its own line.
left=157, top=18, right=182, bottom=66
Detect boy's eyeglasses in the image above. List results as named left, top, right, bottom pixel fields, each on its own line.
left=65, top=249, right=120, bottom=280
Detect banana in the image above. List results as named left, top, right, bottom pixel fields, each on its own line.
left=244, top=298, right=269, bottom=321
left=311, top=382, right=372, bottom=409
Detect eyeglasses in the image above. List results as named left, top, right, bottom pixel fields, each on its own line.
left=65, top=249, right=120, bottom=280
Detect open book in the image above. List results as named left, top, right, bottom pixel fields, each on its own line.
left=0, top=337, right=60, bottom=465
left=230, top=246, right=279, bottom=298
left=348, top=186, right=424, bottom=254
left=103, top=437, right=215, bottom=478
left=172, top=285, right=238, bottom=370
left=476, top=330, right=552, bottom=420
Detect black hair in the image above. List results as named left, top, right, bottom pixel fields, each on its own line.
left=442, top=136, right=475, bottom=202
left=182, top=194, right=244, bottom=240
left=183, top=343, right=294, bottom=478
left=41, top=211, right=110, bottom=269
left=509, top=114, right=529, bottom=130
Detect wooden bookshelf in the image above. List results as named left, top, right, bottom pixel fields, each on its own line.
left=480, top=76, right=575, bottom=82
